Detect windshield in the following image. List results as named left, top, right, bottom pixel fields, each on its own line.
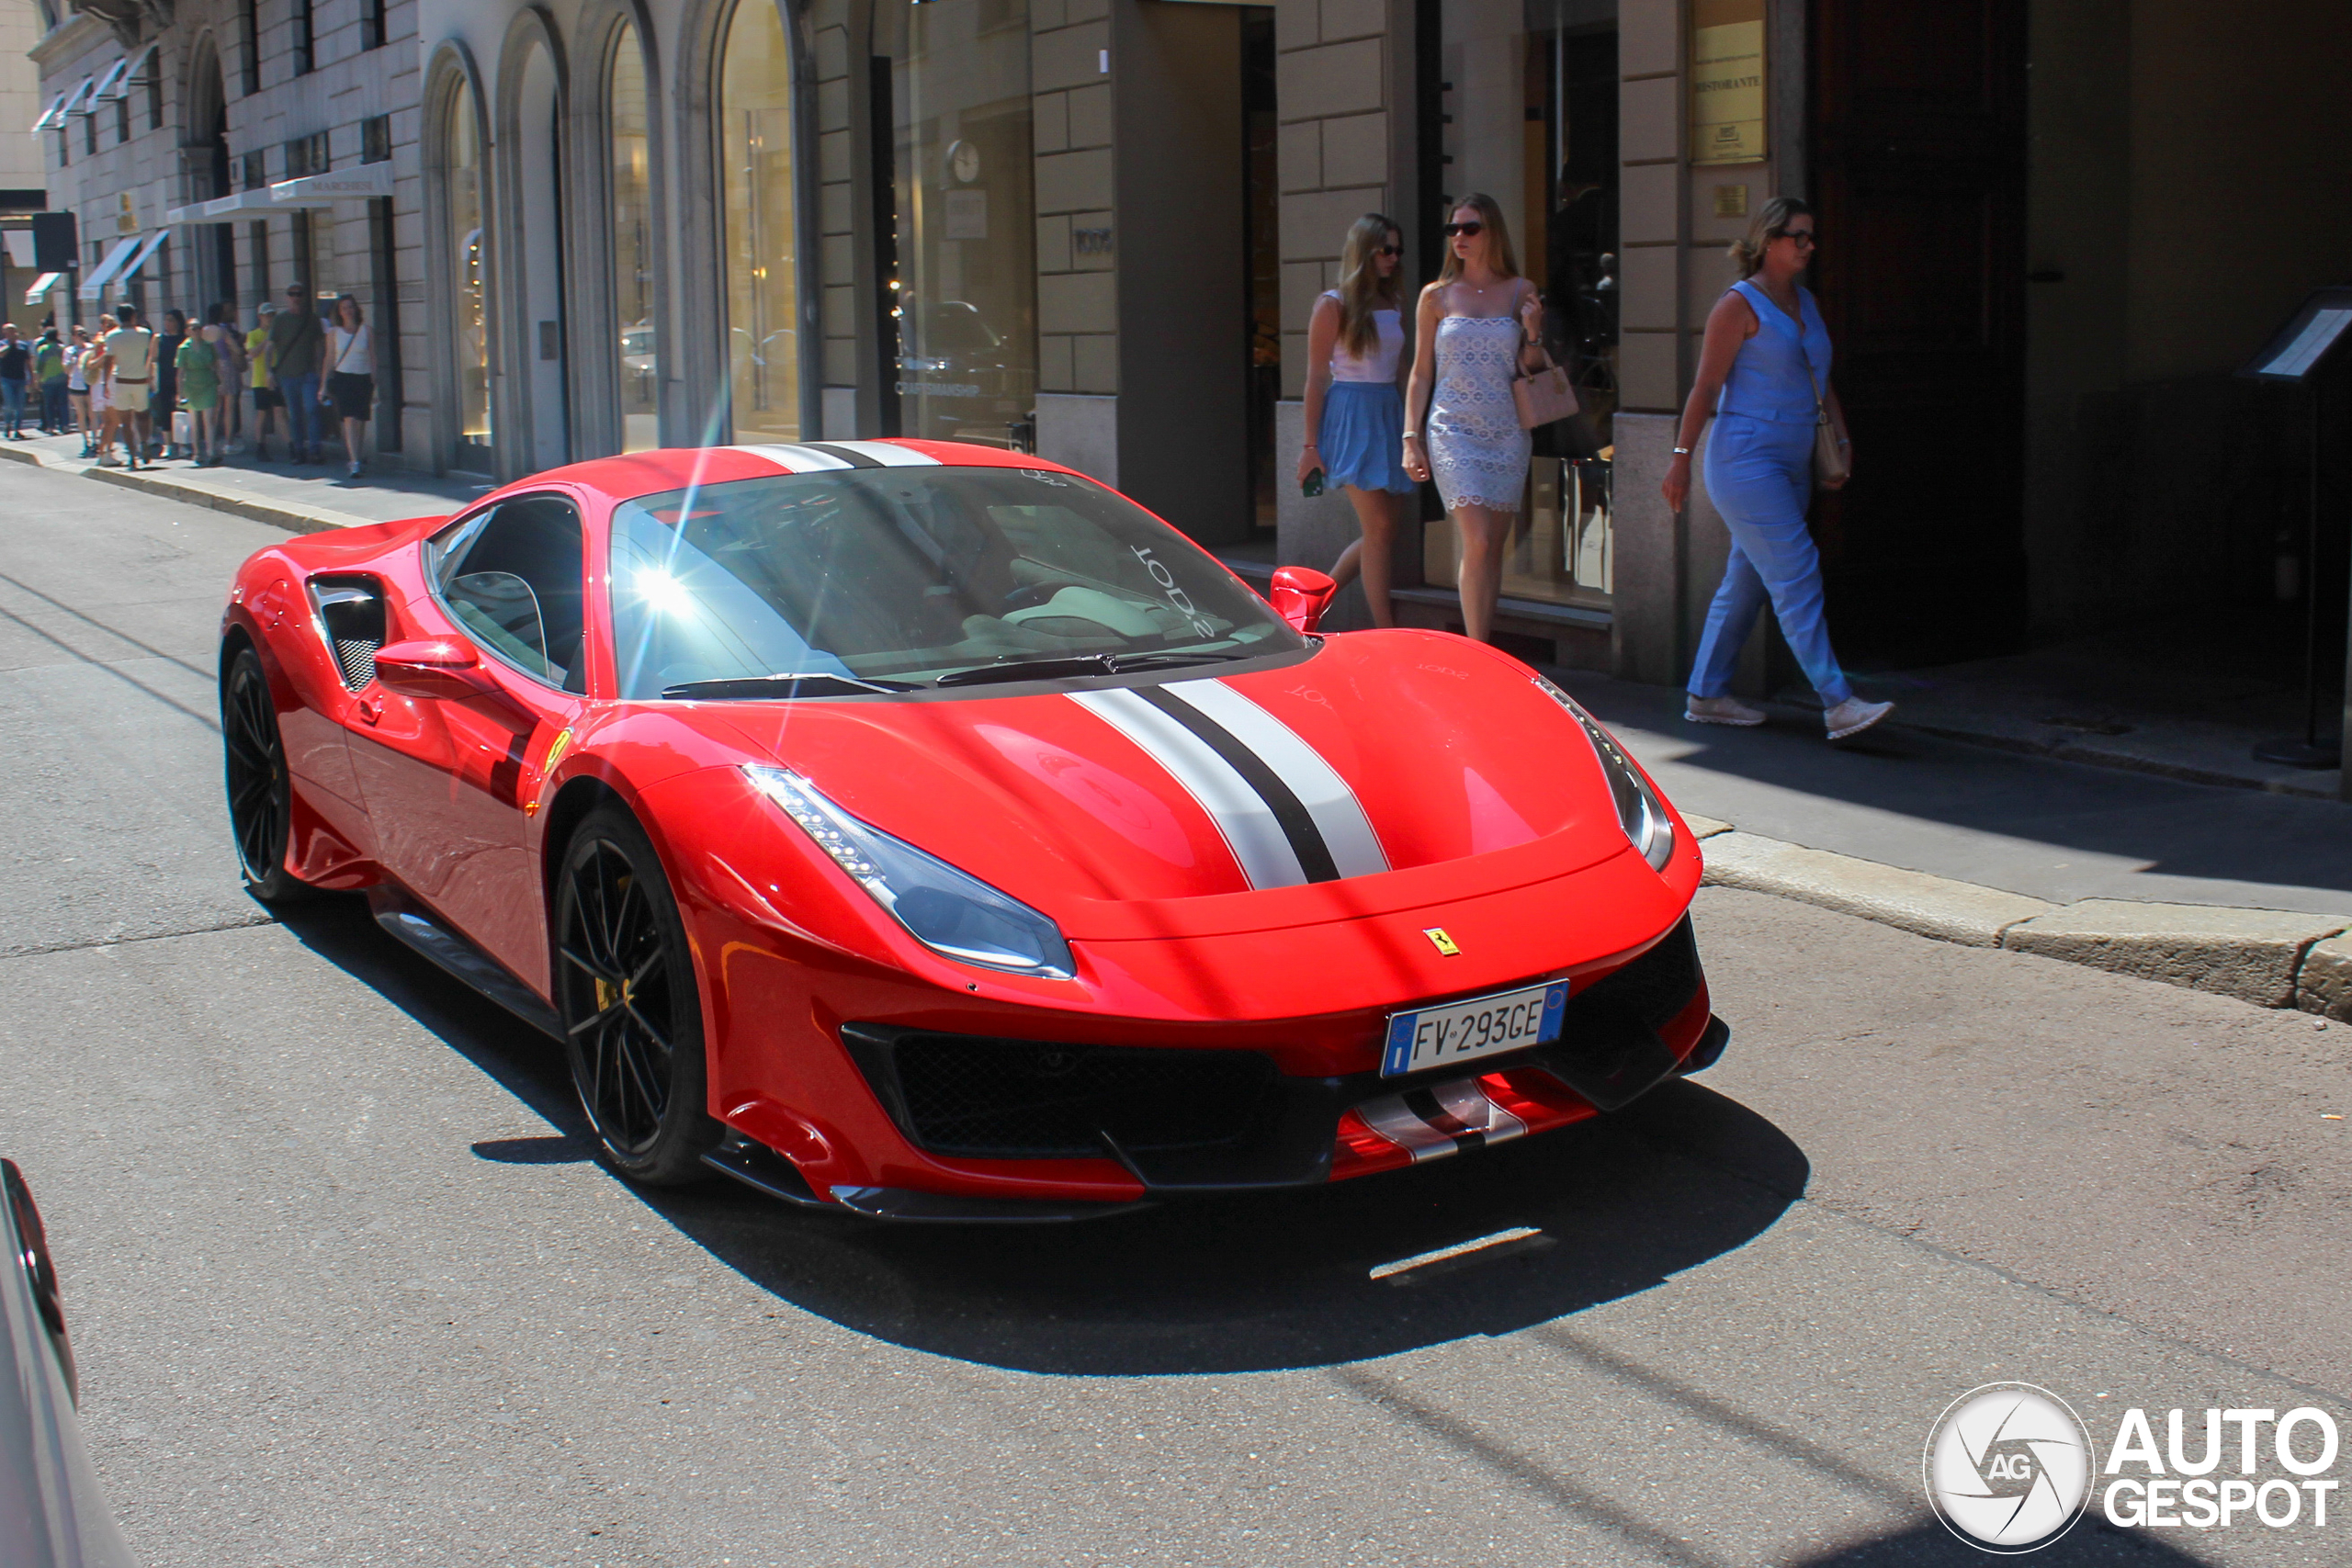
left=608, top=467, right=1302, bottom=697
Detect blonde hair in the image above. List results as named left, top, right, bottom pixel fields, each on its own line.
left=1729, top=196, right=1811, bottom=279
left=1334, top=213, right=1401, bottom=360
left=1437, top=194, right=1521, bottom=285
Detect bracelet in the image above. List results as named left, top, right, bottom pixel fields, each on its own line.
left=1402, top=431, right=1421, bottom=440
left=1672, top=446, right=1691, bottom=456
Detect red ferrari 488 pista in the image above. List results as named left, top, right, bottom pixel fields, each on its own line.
left=220, top=439, right=1725, bottom=1219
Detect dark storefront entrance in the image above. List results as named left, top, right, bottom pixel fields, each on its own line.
left=1807, top=0, right=2029, bottom=668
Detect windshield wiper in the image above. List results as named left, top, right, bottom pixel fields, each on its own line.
left=662, top=671, right=921, bottom=700
left=931, top=650, right=1252, bottom=689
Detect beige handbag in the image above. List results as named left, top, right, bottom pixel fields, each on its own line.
left=1513, top=344, right=1579, bottom=431
left=1809, top=366, right=1849, bottom=487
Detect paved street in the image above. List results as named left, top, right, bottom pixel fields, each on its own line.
left=4, top=461, right=2349, bottom=1565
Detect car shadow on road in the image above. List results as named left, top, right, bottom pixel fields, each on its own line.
left=1790, top=1518, right=2216, bottom=1565
left=277, top=894, right=1811, bottom=1377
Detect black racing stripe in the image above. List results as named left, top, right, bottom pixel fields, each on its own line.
left=1133, top=684, right=1340, bottom=884
left=1402, top=1089, right=1487, bottom=1152
left=798, top=441, right=885, bottom=468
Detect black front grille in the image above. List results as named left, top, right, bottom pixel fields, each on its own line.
left=1571, top=916, right=1702, bottom=1031
left=846, top=1028, right=1279, bottom=1160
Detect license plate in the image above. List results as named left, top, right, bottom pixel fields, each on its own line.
left=1381, top=981, right=1569, bottom=1078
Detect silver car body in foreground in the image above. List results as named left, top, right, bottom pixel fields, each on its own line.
left=0, top=1160, right=134, bottom=1568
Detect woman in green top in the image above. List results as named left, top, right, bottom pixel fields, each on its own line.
left=175, top=330, right=222, bottom=466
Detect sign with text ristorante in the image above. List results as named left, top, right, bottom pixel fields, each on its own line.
left=1691, top=14, right=1766, bottom=165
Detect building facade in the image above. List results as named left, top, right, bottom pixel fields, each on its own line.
left=25, top=0, right=2352, bottom=682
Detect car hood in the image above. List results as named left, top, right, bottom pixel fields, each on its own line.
left=700, top=632, right=1645, bottom=938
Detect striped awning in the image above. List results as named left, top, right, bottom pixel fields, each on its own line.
left=74, top=233, right=143, bottom=300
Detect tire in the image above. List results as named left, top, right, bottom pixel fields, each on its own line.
left=554, top=806, right=720, bottom=1184
left=220, top=644, right=311, bottom=903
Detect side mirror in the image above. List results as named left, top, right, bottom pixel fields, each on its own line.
left=374, top=637, right=492, bottom=698
left=1269, top=566, right=1340, bottom=634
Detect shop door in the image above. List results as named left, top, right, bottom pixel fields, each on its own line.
left=1808, top=0, right=2028, bottom=665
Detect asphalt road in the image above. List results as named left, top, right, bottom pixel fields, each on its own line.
left=3, top=462, right=2347, bottom=1566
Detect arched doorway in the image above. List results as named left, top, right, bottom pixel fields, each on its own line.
left=610, top=24, right=657, bottom=451
left=444, top=73, right=493, bottom=471
left=514, top=41, right=571, bottom=470
left=718, top=0, right=802, bottom=442
left=187, top=41, right=238, bottom=312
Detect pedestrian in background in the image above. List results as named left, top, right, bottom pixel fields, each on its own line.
left=324, top=293, right=374, bottom=479
left=34, top=327, right=66, bottom=435
left=175, top=315, right=221, bottom=467
left=1662, top=197, right=1889, bottom=741
left=211, top=304, right=246, bottom=451
left=267, top=287, right=324, bottom=464
left=0, top=324, right=28, bottom=440
left=103, top=305, right=156, bottom=471
left=65, top=325, right=93, bottom=455
left=1299, top=214, right=1414, bottom=628
left=1401, top=193, right=1546, bottom=645
left=155, top=309, right=187, bottom=459
left=247, top=304, right=280, bottom=462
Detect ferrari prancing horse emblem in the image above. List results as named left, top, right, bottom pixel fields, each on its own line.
left=1423, top=928, right=1461, bottom=956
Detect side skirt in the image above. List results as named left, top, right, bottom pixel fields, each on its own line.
left=366, top=886, right=562, bottom=1041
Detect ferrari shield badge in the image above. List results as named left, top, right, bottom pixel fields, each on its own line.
left=1422, top=928, right=1461, bottom=956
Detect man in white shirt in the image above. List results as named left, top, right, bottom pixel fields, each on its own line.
left=102, top=304, right=157, bottom=470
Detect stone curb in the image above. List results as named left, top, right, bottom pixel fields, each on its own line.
left=0, top=439, right=367, bottom=535
left=1694, top=818, right=2352, bottom=1015
left=1700, top=830, right=2055, bottom=949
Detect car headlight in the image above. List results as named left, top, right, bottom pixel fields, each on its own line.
left=743, top=766, right=1076, bottom=980
left=1531, top=676, right=1676, bottom=872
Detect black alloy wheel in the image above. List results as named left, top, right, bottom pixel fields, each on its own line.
left=555, top=807, right=719, bottom=1184
left=221, top=645, right=309, bottom=902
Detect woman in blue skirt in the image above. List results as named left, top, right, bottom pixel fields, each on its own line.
left=1662, top=196, right=1892, bottom=741
left=1298, top=213, right=1415, bottom=626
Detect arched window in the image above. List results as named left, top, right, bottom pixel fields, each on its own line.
left=718, top=0, right=799, bottom=441
left=447, top=76, right=492, bottom=468
left=611, top=26, right=657, bottom=451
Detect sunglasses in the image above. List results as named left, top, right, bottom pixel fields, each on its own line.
left=1775, top=229, right=1818, bottom=247
left=1374, top=244, right=1401, bottom=257
left=1442, top=221, right=1485, bottom=238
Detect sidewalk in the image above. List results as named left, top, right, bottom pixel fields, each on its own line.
left=0, top=427, right=485, bottom=531
left=1553, top=666, right=2352, bottom=1017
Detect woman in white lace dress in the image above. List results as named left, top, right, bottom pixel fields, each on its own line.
left=1402, top=193, right=1546, bottom=644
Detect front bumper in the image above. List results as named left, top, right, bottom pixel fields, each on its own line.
left=707, top=918, right=1724, bottom=1220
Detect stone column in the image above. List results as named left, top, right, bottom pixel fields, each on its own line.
left=1030, top=0, right=1116, bottom=482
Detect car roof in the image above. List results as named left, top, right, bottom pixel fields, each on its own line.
left=486, top=439, right=1080, bottom=509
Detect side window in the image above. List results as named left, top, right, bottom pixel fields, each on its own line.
left=432, top=496, right=587, bottom=691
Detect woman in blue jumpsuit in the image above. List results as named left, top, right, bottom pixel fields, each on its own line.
left=1660, top=197, right=1892, bottom=741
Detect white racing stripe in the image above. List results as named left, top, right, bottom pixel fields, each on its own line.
left=1356, top=1078, right=1530, bottom=1163
left=1164, top=678, right=1389, bottom=877
left=818, top=439, right=941, bottom=467
left=729, top=443, right=854, bottom=471
left=1069, top=687, right=1306, bottom=889
left=1427, top=1077, right=1529, bottom=1144
left=1355, top=1098, right=1459, bottom=1162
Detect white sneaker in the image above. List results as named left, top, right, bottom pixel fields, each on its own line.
left=1824, top=697, right=1894, bottom=740
left=346, top=460, right=361, bottom=478
left=1684, top=694, right=1767, bottom=727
